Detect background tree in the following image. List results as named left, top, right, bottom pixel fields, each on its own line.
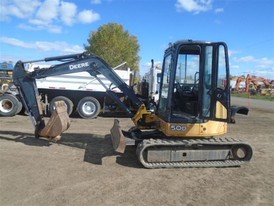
left=85, top=23, right=140, bottom=71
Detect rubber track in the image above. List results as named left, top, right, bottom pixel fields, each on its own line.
left=136, top=137, right=252, bottom=169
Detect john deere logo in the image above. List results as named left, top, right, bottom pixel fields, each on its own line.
left=69, top=62, right=89, bottom=70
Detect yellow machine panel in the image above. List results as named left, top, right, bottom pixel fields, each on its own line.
left=158, top=118, right=227, bottom=137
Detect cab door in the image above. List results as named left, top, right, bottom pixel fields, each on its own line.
left=200, top=43, right=230, bottom=122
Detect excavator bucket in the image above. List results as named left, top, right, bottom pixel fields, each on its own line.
left=110, top=119, right=126, bottom=153
left=39, top=101, right=70, bottom=140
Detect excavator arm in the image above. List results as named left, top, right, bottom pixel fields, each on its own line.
left=13, top=52, right=146, bottom=140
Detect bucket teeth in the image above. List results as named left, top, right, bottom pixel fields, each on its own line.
left=110, top=119, right=126, bottom=153
left=39, top=101, right=70, bottom=140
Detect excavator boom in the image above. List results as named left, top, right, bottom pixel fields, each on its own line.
left=12, top=52, right=143, bottom=139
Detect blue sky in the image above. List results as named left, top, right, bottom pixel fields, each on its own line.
left=0, top=0, right=273, bottom=79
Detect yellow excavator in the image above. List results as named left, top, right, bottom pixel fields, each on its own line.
left=13, top=40, right=252, bottom=168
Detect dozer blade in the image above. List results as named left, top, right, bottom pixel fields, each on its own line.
left=110, top=119, right=126, bottom=153
left=39, top=101, right=70, bottom=140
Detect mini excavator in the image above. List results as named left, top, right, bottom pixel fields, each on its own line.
left=13, top=40, right=253, bottom=168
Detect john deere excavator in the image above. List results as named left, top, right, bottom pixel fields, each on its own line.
left=13, top=40, right=253, bottom=168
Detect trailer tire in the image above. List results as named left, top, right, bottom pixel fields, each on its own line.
left=0, top=94, right=21, bottom=116
left=77, top=96, right=100, bottom=119
left=49, top=96, right=74, bottom=116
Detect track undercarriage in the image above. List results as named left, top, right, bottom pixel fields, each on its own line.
left=111, top=120, right=253, bottom=169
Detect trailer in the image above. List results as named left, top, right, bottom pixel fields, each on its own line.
left=0, top=62, right=132, bottom=118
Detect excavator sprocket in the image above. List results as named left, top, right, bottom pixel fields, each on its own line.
left=136, top=137, right=253, bottom=169
left=39, top=101, right=70, bottom=140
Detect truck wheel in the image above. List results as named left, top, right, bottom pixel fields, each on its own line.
left=0, top=94, right=21, bottom=116
left=77, top=96, right=100, bottom=119
left=16, top=98, right=23, bottom=114
left=49, top=96, right=74, bottom=116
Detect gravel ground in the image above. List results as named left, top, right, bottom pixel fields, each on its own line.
left=0, top=97, right=273, bottom=206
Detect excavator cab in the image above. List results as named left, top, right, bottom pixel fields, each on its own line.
left=157, top=41, right=230, bottom=132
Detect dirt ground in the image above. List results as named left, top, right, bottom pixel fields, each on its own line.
left=0, top=97, right=274, bottom=206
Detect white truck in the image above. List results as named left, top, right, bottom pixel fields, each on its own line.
left=137, top=60, right=161, bottom=112
left=0, top=62, right=132, bottom=118
left=143, top=60, right=162, bottom=103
